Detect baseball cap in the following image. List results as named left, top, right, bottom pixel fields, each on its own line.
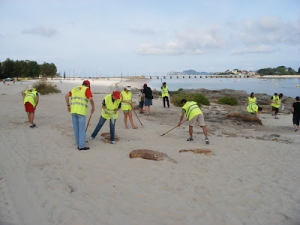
left=27, top=84, right=33, bottom=90
left=125, top=86, right=131, bottom=90
left=82, top=80, right=90, bottom=86
left=143, top=83, right=147, bottom=87
left=113, top=91, right=121, bottom=99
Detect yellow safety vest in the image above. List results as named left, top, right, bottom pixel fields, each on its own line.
left=70, top=86, right=88, bottom=116
left=101, top=94, right=121, bottom=119
left=24, top=89, right=39, bottom=107
left=161, top=86, right=169, bottom=97
left=121, top=91, right=132, bottom=110
left=247, top=104, right=258, bottom=113
left=271, top=96, right=280, bottom=108
left=182, top=101, right=202, bottom=121
left=248, top=96, right=256, bottom=105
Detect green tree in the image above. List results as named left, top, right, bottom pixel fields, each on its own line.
left=2, top=58, right=15, bottom=78
left=27, top=61, right=40, bottom=78
left=40, top=62, right=57, bottom=77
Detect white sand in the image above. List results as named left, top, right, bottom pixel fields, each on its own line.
left=0, top=79, right=299, bottom=225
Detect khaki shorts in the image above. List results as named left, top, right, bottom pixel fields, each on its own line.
left=122, top=109, right=132, bottom=114
left=189, top=114, right=206, bottom=127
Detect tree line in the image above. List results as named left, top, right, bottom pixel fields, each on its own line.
left=257, top=66, right=299, bottom=76
left=0, top=58, right=57, bottom=79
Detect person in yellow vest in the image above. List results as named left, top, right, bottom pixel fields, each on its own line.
left=246, top=92, right=261, bottom=116
left=161, top=82, right=170, bottom=108
left=178, top=99, right=209, bottom=144
left=23, top=84, right=39, bottom=128
left=65, top=80, right=95, bottom=151
left=90, top=91, right=122, bottom=144
left=270, top=93, right=283, bottom=119
left=121, top=86, right=138, bottom=129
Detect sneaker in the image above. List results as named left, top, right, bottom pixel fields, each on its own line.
left=29, top=124, right=36, bottom=128
left=90, top=136, right=94, bottom=140
left=78, top=147, right=90, bottom=151
left=111, top=141, right=116, bottom=144
left=186, top=138, right=194, bottom=141
left=205, top=138, right=210, bottom=144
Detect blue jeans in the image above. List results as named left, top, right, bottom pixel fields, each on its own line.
left=71, top=113, right=86, bottom=148
left=91, top=116, right=116, bottom=141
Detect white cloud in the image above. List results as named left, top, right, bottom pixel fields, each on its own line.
left=136, top=25, right=227, bottom=55
left=237, top=17, right=300, bottom=46
left=22, top=26, right=57, bottom=37
left=231, top=45, right=274, bottom=55
left=137, top=41, right=184, bottom=55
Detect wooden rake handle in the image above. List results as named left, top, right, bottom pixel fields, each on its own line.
left=161, top=120, right=187, bottom=136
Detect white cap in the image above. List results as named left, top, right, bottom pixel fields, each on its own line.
left=27, top=84, right=33, bottom=90
left=125, top=86, right=131, bottom=90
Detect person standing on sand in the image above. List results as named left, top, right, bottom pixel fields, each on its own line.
left=270, top=93, right=281, bottom=119
left=138, top=87, right=144, bottom=114
left=23, top=84, right=39, bottom=128
left=90, top=91, right=121, bottom=144
left=142, top=83, right=153, bottom=115
left=161, top=82, right=170, bottom=108
left=291, top=96, right=300, bottom=131
left=65, top=80, right=95, bottom=151
left=178, top=99, right=209, bottom=144
left=121, top=86, right=138, bottom=129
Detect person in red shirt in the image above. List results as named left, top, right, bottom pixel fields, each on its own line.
left=65, top=80, right=95, bottom=151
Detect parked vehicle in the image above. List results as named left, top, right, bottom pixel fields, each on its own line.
left=5, top=78, right=13, bottom=81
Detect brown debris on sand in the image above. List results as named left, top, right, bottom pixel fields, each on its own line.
left=129, top=149, right=177, bottom=164
left=101, top=132, right=119, bottom=143
left=179, top=149, right=214, bottom=155
left=226, top=111, right=262, bottom=124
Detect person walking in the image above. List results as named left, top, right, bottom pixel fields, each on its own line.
left=121, top=86, right=137, bottom=129
left=270, top=93, right=281, bottom=119
left=90, top=91, right=121, bottom=144
left=142, top=83, right=152, bottom=115
left=65, top=80, right=95, bottom=151
left=291, top=96, right=300, bottom=131
left=178, top=99, right=209, bottom=144
left=161, top=82, right=170, bottom=108
left=23, top=84, right=39, bottom=128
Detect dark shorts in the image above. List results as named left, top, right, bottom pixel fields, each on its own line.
left=293, top=114, right=300, bottom=126
left=144, top=98, right=152, bottom=106
left=25, top=102, right=35, bottom=113
left=139, top=101, right=144, bottom=108
left=272, top=107, right=279, bottom=114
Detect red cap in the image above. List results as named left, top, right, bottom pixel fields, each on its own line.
left=82, top=80, right=90, bottom=86
left=143, top=83, right=147, bottom=87
left=113, top=91, right=121, bottom=99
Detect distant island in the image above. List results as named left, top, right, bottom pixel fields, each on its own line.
left=167, top=66, right=299, bottom=76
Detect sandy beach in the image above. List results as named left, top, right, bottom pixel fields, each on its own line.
left=0, top=78, right=299, bottom=225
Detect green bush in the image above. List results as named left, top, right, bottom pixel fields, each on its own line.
left=171, top=93, right=210, bottom=107
left=32, top=81, right=61, bottom=95
left=169, top=88, right=183, bottom=95
left=217, top=96, right=238, bottom=106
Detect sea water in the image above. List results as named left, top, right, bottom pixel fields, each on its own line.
left=144, top=77, right=300, bottom=98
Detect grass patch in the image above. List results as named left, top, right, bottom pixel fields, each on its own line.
left=171, top=92, right=210, bottom=107
left=32, top=81, right=61, bottom=95
left=217, top=96, right=238, bottom=106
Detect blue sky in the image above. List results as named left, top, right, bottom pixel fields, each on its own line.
left=0, top=0, right=299, bottom=77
